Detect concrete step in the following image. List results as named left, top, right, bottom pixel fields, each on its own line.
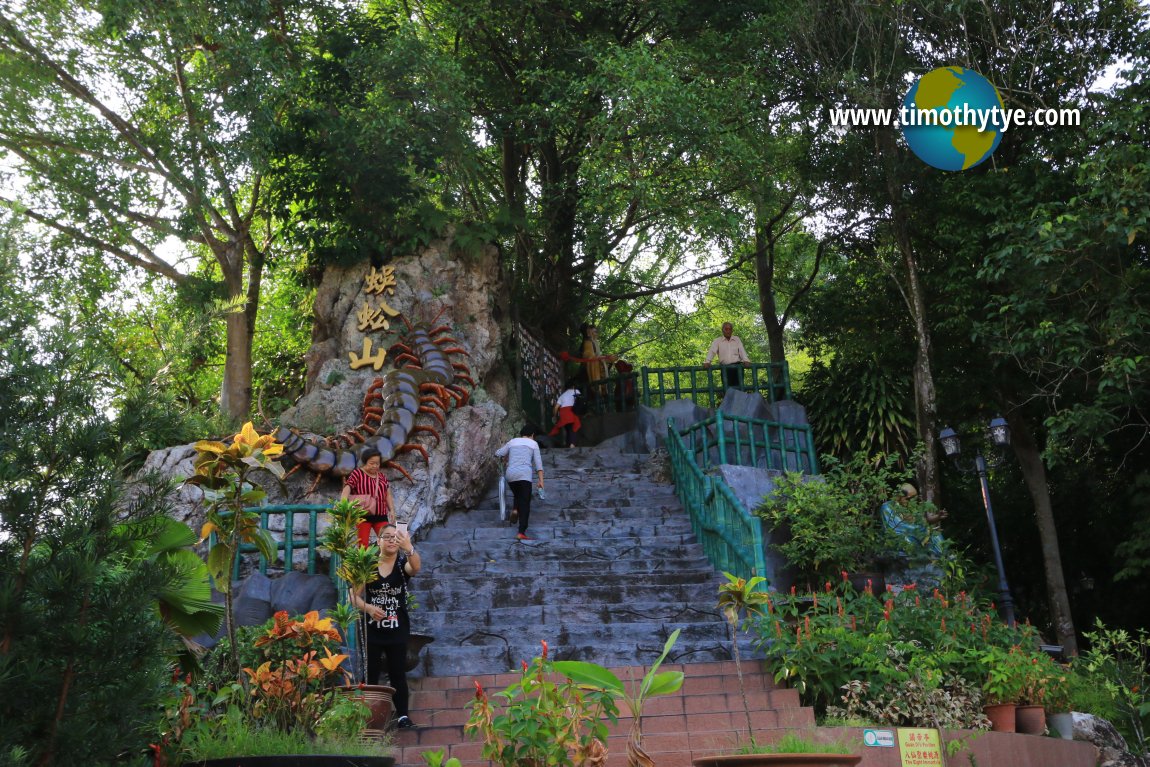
left=418, top=557, right=719, bottom=578
left=415, top=581, right=726, bottom=613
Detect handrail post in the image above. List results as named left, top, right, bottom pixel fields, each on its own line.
left=715, top=409, right=727, bottom=465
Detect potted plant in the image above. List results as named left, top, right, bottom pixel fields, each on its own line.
left=320, top=498, right=395, bottom=734
left=1044, top=669, right=1074, bottom=740
left=465, top=639, right=619, bottom=767
left=979, top=645, right=1028, bottom=732
left=1016, top=651, right=1064, bottom=735
left=553, top=629, right=685, bottom=767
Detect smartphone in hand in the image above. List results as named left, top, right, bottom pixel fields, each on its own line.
left=396, top=522, right=409, bottom=537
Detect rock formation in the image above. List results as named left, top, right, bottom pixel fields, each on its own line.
left=139, top=229, right=516, bottom=563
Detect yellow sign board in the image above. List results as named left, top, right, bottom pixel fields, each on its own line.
left=897, top=728, right=943, bottom=767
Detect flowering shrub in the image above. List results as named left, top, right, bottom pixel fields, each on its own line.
left=244, top=611, right=352, bottom=735
left=466, top=640, right=619, bottom=767
left=754, top=576, right=1046, bottom=727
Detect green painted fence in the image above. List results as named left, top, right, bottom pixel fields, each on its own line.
left=680, top=410, right=819, bottom=475
left=667, top=422, right=769, bottom=587
left=206, top=504, right=329, bottom=583
left=641, top=362, right=791, bottom=410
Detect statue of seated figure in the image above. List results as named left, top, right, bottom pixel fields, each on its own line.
left=880, top=483, right=947, bottom=559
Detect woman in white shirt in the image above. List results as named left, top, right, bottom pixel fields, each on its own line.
left=495, top=425, right=545, bottom=540
left=548, top=382, right=581, bottom=448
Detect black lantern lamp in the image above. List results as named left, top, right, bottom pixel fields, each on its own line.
left=938, top=417, right=1017, bottom=627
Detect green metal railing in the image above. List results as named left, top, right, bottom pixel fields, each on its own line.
left=206, top=504, right=330, bottom=583
left=209, top=503, right=366, bottom=654
left=641, top=362, right=791, bottom=410
left=680, top=411, right=819, bottom=475
left=667, top=422, right=769, bottom=586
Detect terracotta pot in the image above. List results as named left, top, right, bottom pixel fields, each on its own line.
left=338, top=683, right=395, bottom=737
left=692, top=754, right=862, bottom=767
left=1048, top=711, right=1075, bottom=739
left=983, top=702, right=1017, bottom=733
left=1016, top=704, right=1046, bottom=735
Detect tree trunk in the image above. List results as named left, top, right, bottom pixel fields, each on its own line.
left=753, top=231, right=787, bottom=364
left=219, top=243, right=256, bottom=422
left=1005, top=408, right=1078, bottom=655
left=877, top=128, right=941, bottom=502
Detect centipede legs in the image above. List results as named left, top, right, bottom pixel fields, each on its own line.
left=275, top=320, right=474, bottom=483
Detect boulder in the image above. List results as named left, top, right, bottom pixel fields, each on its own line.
left=1075, top=713, right=1149, bottom=767
left=633, top=399, right=712, bottom=453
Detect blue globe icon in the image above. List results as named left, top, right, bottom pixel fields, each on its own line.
left=901, top=67, right=1005, bottom=171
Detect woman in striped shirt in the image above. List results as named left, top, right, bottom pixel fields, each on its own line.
left=340, top=448, right=396, bottom=547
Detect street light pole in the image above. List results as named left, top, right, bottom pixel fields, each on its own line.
left=939, top=418, right=1017, bottom=627
left=973, top=449, right=1016, bottom=627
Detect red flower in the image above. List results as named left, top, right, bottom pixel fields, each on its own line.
left=522, top=660, right=528, bottom=673
left=825, top=581, right=832, bottom=592
left=541, top=640, right=548, bottom=659
left=841, top=570, right=849, bottom=581
left=474, top=680, right=485, bottom=700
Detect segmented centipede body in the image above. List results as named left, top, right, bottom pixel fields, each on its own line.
left=275, top=321, right=473, bottom=482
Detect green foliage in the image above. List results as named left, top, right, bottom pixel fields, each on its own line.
left=156, top=615, right=370, bottom=764
left=466, top=640, right=619, bottom=767
left=0, top=241, right=218, bottom=766
left=756, top=453, right=936, bottom=580
left=242, top=611, right=351, bottom=735
left=1081, top=618, right=1150, bottom=753
left=184, top=422, right=286, bottom=678
left=422, top=750, right=463, bottom=767
left=320, top=497, right=382, bottom=683
left=801, top=353, right=916, bottom=462
left=755, top=579, right=1041, bottom=726
left=553, top=630, right=683, bottom=765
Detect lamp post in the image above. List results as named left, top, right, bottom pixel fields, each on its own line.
left=938, top=417, right=1017, bottom=627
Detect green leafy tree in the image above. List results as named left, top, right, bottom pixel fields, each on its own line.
left=0, top=241, right=217, bottom=767
left=0, top=0, right=341, bottom=421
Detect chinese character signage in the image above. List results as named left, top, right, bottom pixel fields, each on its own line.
left=349, top=266, right=402, bottom=371
left=897, top=728, right=943, bottom=767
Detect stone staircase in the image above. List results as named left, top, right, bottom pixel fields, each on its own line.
left=394, top=446, right=814, bottom=766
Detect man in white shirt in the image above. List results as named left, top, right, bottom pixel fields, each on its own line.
left=704, top=322, right=751, bottom=391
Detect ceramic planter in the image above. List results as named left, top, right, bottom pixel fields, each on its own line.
left=983, top=702, right=1017, bottom=732
left=693, top=753, right=862, bottom=767
left=1048, top=711, right=1075, bottom=739
left=338, top=683, right=395, bottom=738
left=1015, top=704, right=1046, bottom=735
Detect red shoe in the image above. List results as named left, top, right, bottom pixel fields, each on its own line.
left=516, top=533, right=531, bottom=541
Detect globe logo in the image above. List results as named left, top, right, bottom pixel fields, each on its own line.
left=901, top=67, right=1005, bottom=171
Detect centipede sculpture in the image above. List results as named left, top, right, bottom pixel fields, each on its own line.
left=274, top=318, right=475, bottom=484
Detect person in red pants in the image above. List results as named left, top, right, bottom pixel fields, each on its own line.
left=548, top=382, right=582, bottom=448
left=340, top=448, right=395, bottom=547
